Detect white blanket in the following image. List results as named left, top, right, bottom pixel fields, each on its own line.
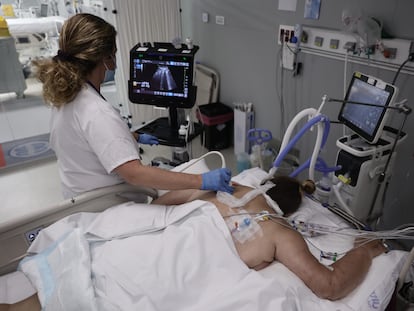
left=19, top=200, right=290, bottom=310
left=18, top=198, right=406, bottom=311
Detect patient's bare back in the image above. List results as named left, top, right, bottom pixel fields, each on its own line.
left=153, top=185, right=285, bottom=269
left=194, top=186, right=289, bottom=270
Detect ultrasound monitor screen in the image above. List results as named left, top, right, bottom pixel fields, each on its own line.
left=128, top=46, right=197, bottom=108
left=338, top=72, right=397, bottom=144
left=131, top=58, right=190, bottom=98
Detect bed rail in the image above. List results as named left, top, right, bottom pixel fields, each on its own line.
left=0, top=183, right=157, bottom=275
left=1, top=151, right=226, bottom=275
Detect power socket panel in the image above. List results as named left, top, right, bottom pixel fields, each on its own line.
left=278, top=25, right=296, bottom=70
left=278, top=24, right=294, bottom=45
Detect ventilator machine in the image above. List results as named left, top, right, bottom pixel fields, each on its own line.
left=262, top=71, right=410, bottom=225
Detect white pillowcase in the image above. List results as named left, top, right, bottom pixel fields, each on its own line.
left=18, top=227, right=98, bottom=311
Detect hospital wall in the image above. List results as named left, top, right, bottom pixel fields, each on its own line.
left=181, top=0, right=414, bottom=236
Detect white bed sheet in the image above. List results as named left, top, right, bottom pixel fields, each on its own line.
left=19, top=200, right=290, bottom=311
left=15, top=167, right=407, bottom=311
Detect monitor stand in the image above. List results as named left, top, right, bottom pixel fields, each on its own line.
left=135, top=107, right=202, bottom=147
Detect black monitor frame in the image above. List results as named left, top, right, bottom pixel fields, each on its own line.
left=129, top=43, right=202, bottom=145
left=128, top=43, right=198, bottom=110
left=338, top=72, right=398, bottom=144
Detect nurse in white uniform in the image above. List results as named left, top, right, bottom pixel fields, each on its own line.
left=33, top=13, right=233, bottom=199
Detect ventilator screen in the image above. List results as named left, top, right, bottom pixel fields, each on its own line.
left=338, top=72, right=398, bottom=144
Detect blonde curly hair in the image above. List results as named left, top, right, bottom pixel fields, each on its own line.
left=32, top=13, right=116, bottom=107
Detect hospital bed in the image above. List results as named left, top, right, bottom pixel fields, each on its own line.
left=6, top=16, right=65, bottom=35
left=0, top=183, right=158, bottom=276
left=0, top=152, right=410, bottom=310
left=6, top=16, right=65, bottom=68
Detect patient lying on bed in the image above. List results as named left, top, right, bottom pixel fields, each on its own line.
left=2, top=176, right=388, bottom=310
left=153, top=175, right=387, bottom=301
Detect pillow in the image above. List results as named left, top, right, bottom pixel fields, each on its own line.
left=18, top=227, right=98, bottom=311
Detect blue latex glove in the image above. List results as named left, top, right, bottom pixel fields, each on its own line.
left=201, top=168, right=234, bottom=193
left=138, top=133, right=159, bottom=145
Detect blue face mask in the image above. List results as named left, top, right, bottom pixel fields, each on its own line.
left=103, top=68, right=115, bottom=83
left=103, top=55, right=116, bottom=83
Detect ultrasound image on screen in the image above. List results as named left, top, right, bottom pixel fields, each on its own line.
left=151, top=66, right=178, bottom=90
left=341, top=79, right=389, bottom=136
left=132, top=59, right=188, bottom=98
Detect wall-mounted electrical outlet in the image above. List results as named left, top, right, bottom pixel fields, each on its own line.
left=278, top=24, right=294, bottom=45
left=202, top=12, right=209, bottom=23
left=277, top=25, right=296, bottom=70
left=215, top=15, right=225, bottom=25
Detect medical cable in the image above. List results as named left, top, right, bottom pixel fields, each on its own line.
left=174, top=150, right=226, bottom=173
left=286, top=43, right=300, bottom=55
left=367, top=111, right=410, bottom=223
left=230, top=211, right=390, bottom=261
left=302, top=234, right=381, bottom=262
left=279, top=41, right=286, bottom=134
left=266, top=215, right=382, bottom=261
left=326, top=204, right=367, bottom=230
left=392, top=52, right=414, bottom=85
left=224, top=211, right=414, bottom=241
left=343, top=52, right=349, bottom=98
left=300, top=193, right=366, bottom=230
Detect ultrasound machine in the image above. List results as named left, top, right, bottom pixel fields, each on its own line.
left=128, top=42, right=201, bottom=149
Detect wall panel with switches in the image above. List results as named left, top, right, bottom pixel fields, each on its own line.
left=278, top=24, right=414, bottom=75
left=278, top=25, right=297, bottom=70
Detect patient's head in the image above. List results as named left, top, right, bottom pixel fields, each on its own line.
left=266, top=176, right=315, bottom=216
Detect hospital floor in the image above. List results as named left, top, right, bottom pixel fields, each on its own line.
left=0, top=79, right=237, bottom=225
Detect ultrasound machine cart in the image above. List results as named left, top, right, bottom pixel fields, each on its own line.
left=128, top=42, right=202, bottom=149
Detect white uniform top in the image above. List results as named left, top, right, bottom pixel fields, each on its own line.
left=50, top=84, right=140, bottom=199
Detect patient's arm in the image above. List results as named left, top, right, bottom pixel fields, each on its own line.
left=274, top=225, right=386, bottom=300
left=152, top=189, right=207, bottom=205
left=115, top=160, right=203, bottom=190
